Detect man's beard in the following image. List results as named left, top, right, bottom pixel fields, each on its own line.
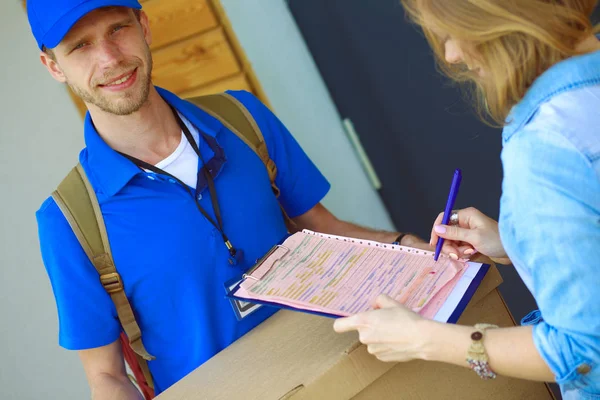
left=67, top=48, right=153, bottom=116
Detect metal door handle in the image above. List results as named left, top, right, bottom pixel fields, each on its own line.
left=342, top=118, right=382, bottom=190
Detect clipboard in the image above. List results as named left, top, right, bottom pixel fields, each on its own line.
left=226, top=231, right=490, bottom=323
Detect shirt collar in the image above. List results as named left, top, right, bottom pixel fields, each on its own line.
left=81, top=86, right=225, bottom=197
left=503, top=48, right=600, bottom=142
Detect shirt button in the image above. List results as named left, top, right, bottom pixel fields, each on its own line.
left=576, top=363, right=592, bottom=375
left=197, top=194, right=202, bottom=201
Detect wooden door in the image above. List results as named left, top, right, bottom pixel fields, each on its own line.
left=23, top=0, right=270, bottom=117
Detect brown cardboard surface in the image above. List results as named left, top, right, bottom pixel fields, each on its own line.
left=156, top=264, right=553, bottom=400
left=468, top=257, right=503, bottom=305
left=155, top=310, right=366, bottom=400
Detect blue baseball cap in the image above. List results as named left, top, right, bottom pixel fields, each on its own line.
left=27, top=0, right=142, bottom=50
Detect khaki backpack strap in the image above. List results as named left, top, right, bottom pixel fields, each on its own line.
left=135, top=352, right=154, bottom=390
left=188, top=93, right=294, bottom=227
left=52, top=164, right=155, bottom=363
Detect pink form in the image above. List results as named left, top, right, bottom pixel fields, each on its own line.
left=235, top=230, right=465, bottom=317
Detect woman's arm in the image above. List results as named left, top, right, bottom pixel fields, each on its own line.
left=334, top=295, right=554, bottom=381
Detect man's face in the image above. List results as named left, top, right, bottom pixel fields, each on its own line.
left=42, top=7, right=153, bottom=116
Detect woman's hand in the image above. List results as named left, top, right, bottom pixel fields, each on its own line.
left=430, top=207, right=511, bottom=265
left=333, top=295, right=432, bottom=362
left=334, top=295, right=555, bottom=382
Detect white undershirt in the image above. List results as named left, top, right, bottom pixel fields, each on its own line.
left=154, top=113, right=200, bottom=189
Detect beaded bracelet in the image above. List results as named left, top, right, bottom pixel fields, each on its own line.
left=466, top=323, right=499, bottom=380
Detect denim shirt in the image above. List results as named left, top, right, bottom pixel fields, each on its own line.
left=499, top=48, right=600, bottom=399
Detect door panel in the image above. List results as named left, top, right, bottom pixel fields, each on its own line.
left=152, top=28, right=240, bottom=94
left=143, top=0, right=218, bottom=50
left=288, top=0, right=503, bottom=239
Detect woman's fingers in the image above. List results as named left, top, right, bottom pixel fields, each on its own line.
left=430, top=211, right=446, bottom=246
left=457, top=244, right=477, bottom=257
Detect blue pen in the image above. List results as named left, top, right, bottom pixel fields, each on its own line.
left=434, top=168, right=462, bottom=261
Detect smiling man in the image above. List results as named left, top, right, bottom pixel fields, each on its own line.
left=28, top=1, right=426, bottom=399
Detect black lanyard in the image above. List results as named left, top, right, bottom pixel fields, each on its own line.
left=118, top=107, right=242, bottom=265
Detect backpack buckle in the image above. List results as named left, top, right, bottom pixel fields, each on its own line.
left=100, top=272, right=124, bottom=294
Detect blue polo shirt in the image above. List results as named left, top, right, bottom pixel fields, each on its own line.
left=36, top=88, right=330, bottom=394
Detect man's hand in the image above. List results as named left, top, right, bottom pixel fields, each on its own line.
left=293, top=203, right=428, bottom=246
left=399, top=234, right=433, bottom=251
left=79, top=340, right=144, bottom=400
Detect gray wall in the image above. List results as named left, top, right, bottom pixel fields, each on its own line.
left=0, top=1, right=393, bottom=398
left=0, top=2, right=88, bottom=399
left=220, top=0, right=394, bottom=230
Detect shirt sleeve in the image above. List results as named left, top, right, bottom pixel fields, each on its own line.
left=500, top=128, right=600, bottom=387
left=36, top=197, right=121, bottom=350
left=226, top=90, right=331, bottom=218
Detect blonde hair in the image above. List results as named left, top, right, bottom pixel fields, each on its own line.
left=401, top=0, right=600, bottom=125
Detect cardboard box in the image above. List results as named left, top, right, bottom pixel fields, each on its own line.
left=156, top=265, right=555, bottom=400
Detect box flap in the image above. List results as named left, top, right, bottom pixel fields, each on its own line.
left=468, top=261, right=502, bottom=305
left=155, top=310, right=371, bottom=400
left=290, top=342, right=395, bottom=399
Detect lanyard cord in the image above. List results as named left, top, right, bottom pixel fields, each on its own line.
left=118, top=107, right=238, bottom=259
